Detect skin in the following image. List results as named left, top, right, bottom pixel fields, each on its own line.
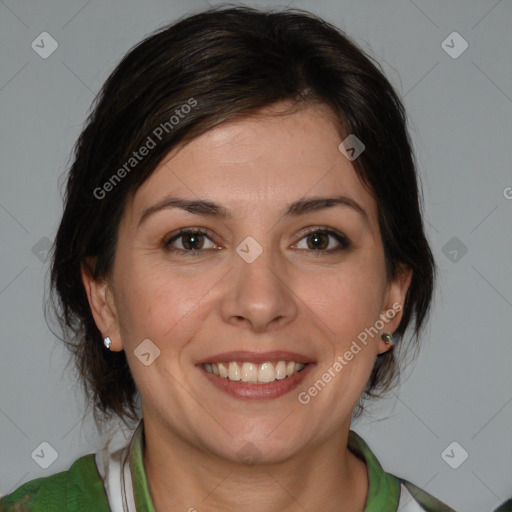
left=83, top=101, right=411, bottom=512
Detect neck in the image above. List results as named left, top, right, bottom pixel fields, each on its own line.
left=142, top=416, right=368, bottom=512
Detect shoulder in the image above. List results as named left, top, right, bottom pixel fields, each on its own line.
left=0, top=454, right=110, bottom=512
left=493, top=498, right=512, bottom=512
left=348, top=430, right=458, bottom=511
left=396, top=478, right=457, bottom=512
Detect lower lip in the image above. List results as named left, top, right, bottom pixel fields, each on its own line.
left=198, top=364, right=315, bottom=400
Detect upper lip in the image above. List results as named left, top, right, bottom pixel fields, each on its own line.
left=196, top=350, right=315, bottom=365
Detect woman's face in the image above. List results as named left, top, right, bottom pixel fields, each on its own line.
left=87, top=102, right=410, bottom=463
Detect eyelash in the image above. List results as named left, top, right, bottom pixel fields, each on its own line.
left=163, top=227, right=350, bottom=256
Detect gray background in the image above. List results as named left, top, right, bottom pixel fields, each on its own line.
left=1, top=1, right=511, bottom=511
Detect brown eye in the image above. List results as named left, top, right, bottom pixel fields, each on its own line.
left=306, top=232, right=328, bottom=250
left=295, top=229, right=350, bottom=252
left=181, top=233, right=205, bottom=250
left=164, top=229, right=218, bottom=253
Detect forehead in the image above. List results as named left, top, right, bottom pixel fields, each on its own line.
left=126, top=103, right=377, bottom=223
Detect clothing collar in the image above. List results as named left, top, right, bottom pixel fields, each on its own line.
left=347, top=430, right=401, bottom=511
left=94, top=419, right=152, bottom=512
left=128, top=420, right=155, bottom=512
left=97, top=420, right=403, bottom=511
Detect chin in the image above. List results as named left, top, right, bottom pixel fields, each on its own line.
left=201, top=424, right=308, bottom=466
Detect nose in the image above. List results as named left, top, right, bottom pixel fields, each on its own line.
left=220, top=251, right=299, bottom=333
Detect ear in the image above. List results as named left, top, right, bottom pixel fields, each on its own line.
left=81, top=262, right=123, bottom=351
left=378, top=265, right=412, bottom=355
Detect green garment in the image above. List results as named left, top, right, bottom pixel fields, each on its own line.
left=0, top=425, right=455, bottom=511
left=494, top=498, right=512, bottom=512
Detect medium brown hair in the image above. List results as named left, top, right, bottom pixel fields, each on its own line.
left=50, top=5, right=435, bottom=428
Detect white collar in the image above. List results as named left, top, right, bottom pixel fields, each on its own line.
left=94, top=420, right=142, bottom=512
left=93, top=420, right=427, bottom=512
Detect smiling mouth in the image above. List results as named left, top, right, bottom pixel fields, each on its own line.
left=202, top=361, right=307, bottom=384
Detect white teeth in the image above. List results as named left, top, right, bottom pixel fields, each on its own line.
left=258, top=362, right=275, bottom=384
left=275, top=361, right=287, bottom=380
left=203, top=360, right=307, bottom=384
left=218, top=362, right=228, bottom=378
left=241, top=362, right=258, bottom=383
left=228, top=361, right=241, bottom=381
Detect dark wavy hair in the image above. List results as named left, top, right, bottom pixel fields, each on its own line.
left=49, top=5, right=435, bottom=429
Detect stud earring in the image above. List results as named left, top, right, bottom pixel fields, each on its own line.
left=381, top=333, right=393, bottom=345
left=104, top=336, right=112, bottom=350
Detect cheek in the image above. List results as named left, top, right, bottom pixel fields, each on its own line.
left=114, top=259, right=222, bottom=348
left=301, top=260, right=387, bottom=341
left=299, top=267, right=386, bottom=411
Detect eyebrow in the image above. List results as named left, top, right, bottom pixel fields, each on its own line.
left=138, top=194, right=368, bottom=227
